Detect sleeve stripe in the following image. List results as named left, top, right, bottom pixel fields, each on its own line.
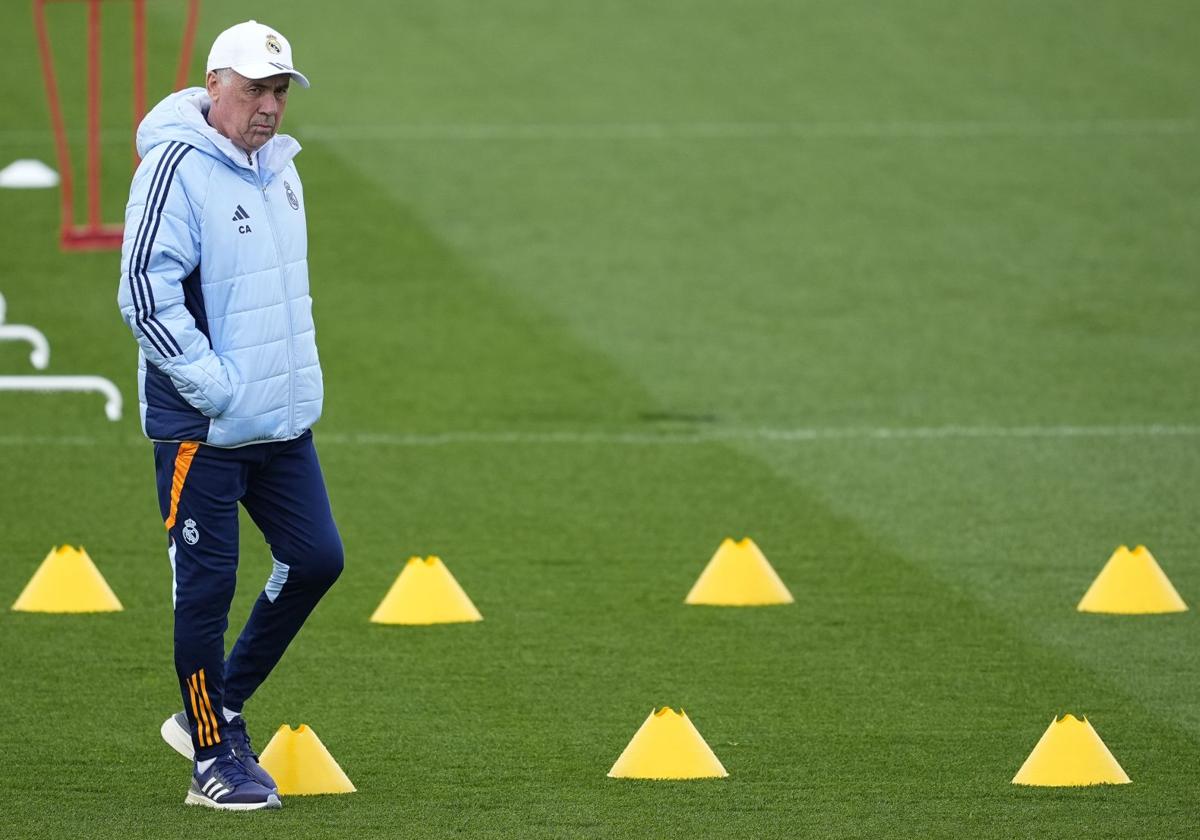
left=126, top=144, right=179, bottom=357
left=136, top=143, right=193, bottom=356
left=127, top=141, right=185, bottom=357
left=136, top=141, right=192, bottom=356
left=128, top=141, right=188, bottom=356
left=126, top=141, right=191, bottom=358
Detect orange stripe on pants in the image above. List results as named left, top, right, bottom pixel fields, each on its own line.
left=186, top=675, right=210, bottom=747
left=190, top=671, right=218, bottom=747
left=197, top=668, right=221, bottom=745
left=164, top=441, right=199, bottom=531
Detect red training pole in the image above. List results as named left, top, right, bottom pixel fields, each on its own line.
left=175, top=0, right=201, bottom=91
left=33, top=0, right=75, bottom=241
left=132, top=0, right=146, bottom=164
left=86, top=0, right=102, bottom=230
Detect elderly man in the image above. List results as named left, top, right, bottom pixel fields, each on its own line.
left=117, top=20, right=342, bottom=811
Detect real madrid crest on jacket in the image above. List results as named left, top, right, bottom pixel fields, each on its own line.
left=117, top=87, right=321, bottom=448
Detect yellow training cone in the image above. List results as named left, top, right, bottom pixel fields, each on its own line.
left=258, top=724, right=356, bottom=795
left=1012, top=714, right=1130, bottom=786
left=685, top=537, right=793, bottom=606
left=370, top=556, right=483, bottom=625
left=1077, top=545, right=1187, bottom=614
left=12, top=545, right=122, bottom=613
left=608, top=708, right=729, bottom=779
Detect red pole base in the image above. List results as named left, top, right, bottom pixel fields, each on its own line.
left=60, top=224, right=125, bottom=251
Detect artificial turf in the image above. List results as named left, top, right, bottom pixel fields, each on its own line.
left=1, top=1, right=1198, bottom=837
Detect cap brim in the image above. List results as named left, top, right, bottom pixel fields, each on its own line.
left=230, top=61, right=310, bottom=88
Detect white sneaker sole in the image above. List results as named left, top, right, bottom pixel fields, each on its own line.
left=184, top=789, right=282, bottom=810
left=160, top=714, right=195, bottom=760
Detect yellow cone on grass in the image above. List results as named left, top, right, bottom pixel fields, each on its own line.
left=12, top=545, right=122, bottom=613
left=608, top=708, right=729, bottom=779
left=370, top=556, right=482, bottom=625
left=258, top=724, right=356, bottom=795
left=685, top=537, right=793, bottom=606
left=1012, top=715, right=1130, bottom=787
left=1077, top=545, right=1187, bottom=614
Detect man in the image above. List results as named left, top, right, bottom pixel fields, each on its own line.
left=117, top=20, right=343, bottom=811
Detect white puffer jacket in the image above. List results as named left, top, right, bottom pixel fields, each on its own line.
left=117, top=87, right=322, bottom=447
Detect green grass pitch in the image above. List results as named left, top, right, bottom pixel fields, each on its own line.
left=1, top=1, right=1199, bottom=836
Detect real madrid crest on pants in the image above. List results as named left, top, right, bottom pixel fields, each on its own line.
left=285, top=181, right=300, bottom=211
left=182, top=518, right=200, bottom=545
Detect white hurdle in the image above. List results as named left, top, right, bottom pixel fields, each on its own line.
left=0, top=376, right=122, bottom=421
left=0, top=292, right=51, bottom=368
left=0, top=325, right=51, bottom=369
left=0, top=291, right=122, bottom=421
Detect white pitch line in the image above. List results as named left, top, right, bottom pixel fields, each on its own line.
left=3, top=424, right=1196, bottom=448
left=297, top=118, right=1200, bottom=142
left=2, top=118, right=1197, bottom=146
left=316, top=424, right=1200, bottom=446
left=0, top=435, right=106, bottom=446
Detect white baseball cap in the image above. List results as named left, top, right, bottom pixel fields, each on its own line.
left=206, top=20, right=310, bottom=88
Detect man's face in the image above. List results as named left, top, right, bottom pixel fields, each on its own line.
left=206, top=70, right=290, bottom=153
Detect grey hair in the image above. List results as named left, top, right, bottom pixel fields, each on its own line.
left=213, top=67, right=237, bottom=86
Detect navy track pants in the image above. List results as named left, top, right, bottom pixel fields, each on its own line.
left=153, top=430, right=343, bottom=760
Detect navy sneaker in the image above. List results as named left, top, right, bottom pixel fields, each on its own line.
left=161, top=711, right=278, bottom=792
left=223, top=714, right=278, bottom=793
left=185, top=752, right=281, bottom=810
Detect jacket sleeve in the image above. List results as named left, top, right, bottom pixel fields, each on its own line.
left=117, top=143, right=235, bottom=418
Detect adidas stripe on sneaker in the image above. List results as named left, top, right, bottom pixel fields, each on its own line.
left=185, top=753, right=281, bottom=811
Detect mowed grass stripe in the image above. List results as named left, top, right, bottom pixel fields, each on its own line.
left=327, top=125, right=1200, bottom=435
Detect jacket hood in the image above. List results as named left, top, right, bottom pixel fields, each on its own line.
left=136, top=87, right=300, bottom=180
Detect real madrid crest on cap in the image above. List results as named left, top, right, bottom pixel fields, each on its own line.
left=265, top=34, right=282, bottom=55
